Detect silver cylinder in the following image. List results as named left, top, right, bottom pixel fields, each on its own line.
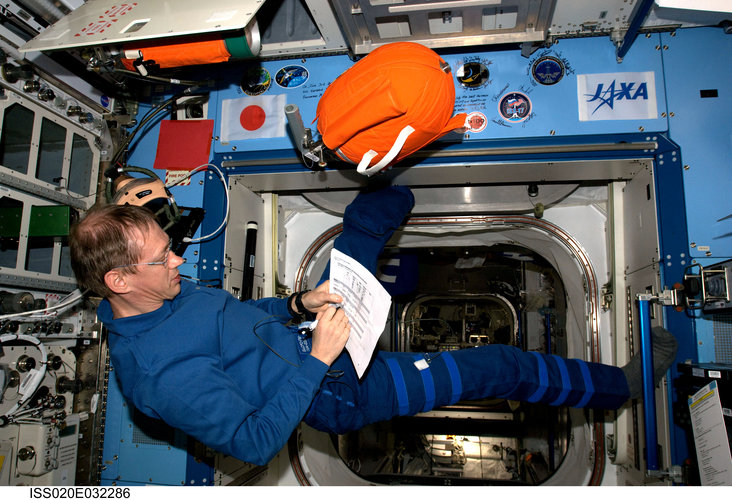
left=285, top=103, right=308, bottom=153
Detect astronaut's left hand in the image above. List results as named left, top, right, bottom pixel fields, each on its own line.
left=300, top=280, right=343, bottom=315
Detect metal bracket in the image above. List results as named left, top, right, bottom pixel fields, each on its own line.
left=646, top=465, right=682, bottom=482
left=637, top=288, right=680, bottom=307
left=656, top=288, right=680, bottom=307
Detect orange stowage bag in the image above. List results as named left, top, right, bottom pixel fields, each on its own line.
left=315, top=42, right=467, bottom=176
left=121, top=39, right=231, bottom=70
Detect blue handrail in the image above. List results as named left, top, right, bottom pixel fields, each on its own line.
left=637, top=296, right=659, bottom=471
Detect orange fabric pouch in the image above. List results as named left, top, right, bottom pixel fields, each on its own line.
left=121, top=39, right=231, bottom=70
left=315, top=42, right=466, bottom=176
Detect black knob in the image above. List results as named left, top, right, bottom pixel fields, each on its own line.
left=18, top=447, right=35, bottom=461
left=50, top=356, right=63, bottom=370
left=33, top=322, right=51, bottom=334
left=23, top=80, right=41, bottom=93
left=2, top=63, right=33, bottom=83
left=0, top=291, right=35, bottom=313
left=0, top=321, right=18, bottom=333
left=56, top=376, right=83, bottom=394
left=17, top=355, right=36, bottom=372
left=7, top=370, right=20, bottom=388
left=38, top=88, right=55, bottom=101
left=53, top=395, right=66, bottom=409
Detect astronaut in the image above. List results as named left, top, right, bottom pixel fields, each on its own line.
left=68, top=185, right=676, bottom=465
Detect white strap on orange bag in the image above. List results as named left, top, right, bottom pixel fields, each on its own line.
left=357, top=125, right=415, bottom=176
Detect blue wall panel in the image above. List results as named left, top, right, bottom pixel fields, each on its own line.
left=660, top=27, right=732, bottom=364
left=660, top=28, right=732, bottom=260
left=209, top=33, right=669, bottom=162
left=101, top=369, right=189, bottom=486
left=446, top=34, right=668, bottom=140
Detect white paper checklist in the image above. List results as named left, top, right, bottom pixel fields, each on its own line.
left=329, top=249, right=392, bottom=378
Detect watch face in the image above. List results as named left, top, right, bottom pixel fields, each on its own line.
left=275, top=65, right=309, bottom=88
left=241, top=66, right=272, bottom=96
left=456, top=61, right=489, bottom=88
left=532, top=56, right=565, bottom=85
left=498, top=92, right=532, bottom=122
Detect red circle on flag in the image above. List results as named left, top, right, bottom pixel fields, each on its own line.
left=240, top=105, right=266, bottom=131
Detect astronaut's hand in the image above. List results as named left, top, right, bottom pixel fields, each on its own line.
left=309, top=306, right=350, bottom=366
left=299, top=280, right=343, bottom=314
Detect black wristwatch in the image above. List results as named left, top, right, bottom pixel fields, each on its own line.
left=287, top=290, right=316, bottom=322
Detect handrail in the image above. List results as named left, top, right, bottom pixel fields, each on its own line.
left=637, top=294, right=659, bottom=472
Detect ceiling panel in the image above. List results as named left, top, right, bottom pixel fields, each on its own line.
left=19, top=0, right=265, bottom=53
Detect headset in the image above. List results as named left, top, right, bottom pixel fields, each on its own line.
left=104, top=163, right=229, bottom=254
left=104, top=165, right=181, bottom=231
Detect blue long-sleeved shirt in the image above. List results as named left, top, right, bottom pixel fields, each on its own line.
left=98, top=281, right=329, bottom=465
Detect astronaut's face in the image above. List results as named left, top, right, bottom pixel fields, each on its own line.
left=121, top=224, right=185, bottom=306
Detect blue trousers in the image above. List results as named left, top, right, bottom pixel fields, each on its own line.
left=303, top=185, right=630, bottom=434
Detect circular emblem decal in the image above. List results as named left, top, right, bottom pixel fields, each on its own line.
left=456, top=62, right=489, bottom=88
left=498, top=92, right=532, bottom=123
left=241, top=66, right=272, bottom=96
left=465, top=111, right=487, bottom=133
left=531, top=56, right=564, bottom=85
left=275, top=65, right=309, bottom=88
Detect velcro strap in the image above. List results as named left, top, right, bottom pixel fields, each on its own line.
left=386, top=358, right=410, bottom=416
left=441, top=352, right=463, bottom=405
left=527, top=351, right=549, bottom=403
left=414, top=354, right=435, bottom=413
left=573, top=359, right=595, bottom=408
left=549, top=355, right=571, bottom=406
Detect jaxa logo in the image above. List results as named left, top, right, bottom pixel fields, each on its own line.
left=577, top=72, right=657, bottom=122
left=586, top=80, right=649, bottom=114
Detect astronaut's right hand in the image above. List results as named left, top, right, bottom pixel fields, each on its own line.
left=309, top=306, right=350, bottom=366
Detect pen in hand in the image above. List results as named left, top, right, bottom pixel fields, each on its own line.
left=300, top=304, right=342, bottom=332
